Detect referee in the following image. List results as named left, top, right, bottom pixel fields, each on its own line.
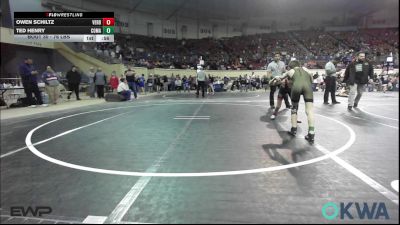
left=266, top=53, right=290, bottom=109
left=196, top=66, right=206, bottom=98
left=323, top=58, right=340, bottom=104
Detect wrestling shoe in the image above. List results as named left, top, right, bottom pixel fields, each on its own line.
left=287, top=127, right=297, bottom=136
left=305, top=133, right=315, bottom=144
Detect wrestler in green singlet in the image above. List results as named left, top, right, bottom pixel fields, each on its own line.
left=275, top=60, right=315, bottom=144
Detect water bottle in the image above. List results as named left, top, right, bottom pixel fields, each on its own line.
left=41, top=92, right=49, bottom=104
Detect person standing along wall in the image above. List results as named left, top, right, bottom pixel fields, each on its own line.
left=147, top=75, right=154, bottom=93
left=138, top=74, right=146, bottom=94
left=208, top=75, right=215, bottom=95
left=94, top=67, right=107, bottom=98
left=66, top=66, right=81, bottom=100
left=261, top=75, right=269, bottom=92
left=183, top=75, right=190, bottom=93
left=170, top=74, right=176, bottom=91
left=312, top=72, right=319, bottom=92
left=109, top=71, right=119, bottom=93
left=125, top=66, right=137, bottom=99
left=18, top=58, right=45, bottom=107
left=155, top=75, right=162, bottom=93
left=163, top=75, right=169, bottom=92
left=87, top=67, right=96, bottom=98
left=42, top=66, right=60, bottom=105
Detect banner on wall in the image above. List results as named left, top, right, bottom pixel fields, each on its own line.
left=115, top=21, right=129, bottom=33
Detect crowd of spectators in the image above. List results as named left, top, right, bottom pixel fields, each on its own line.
left=292, top=30, right=345, bottom=60
left=369, top=73, right=400, bottom=92
left=111, top=72, right=400, bottom=95
left=329, top=28, right=398, bottom=60
left=109, top=73, right=274, bottom=95
left=76, top=28, right=398, bottom=71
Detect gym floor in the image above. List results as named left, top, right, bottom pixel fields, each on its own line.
left=1, top=91, right=398, bottom=224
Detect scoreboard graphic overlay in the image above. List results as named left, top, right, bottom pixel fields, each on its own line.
left=14, top=12, right=114, bottom=42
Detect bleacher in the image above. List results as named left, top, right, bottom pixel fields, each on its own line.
left=76, top=28, right=399, bottom=70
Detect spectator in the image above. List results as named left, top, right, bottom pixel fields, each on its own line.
left=223, top=76, right=229, bottom=86
left=381, top=75, right=389, bottom=93
left=66, top=66, right=82, bottom=100
left=124, top=66, right=138, bottom=99
left=183, top=75, right=190, bottom=93
left=93, top=29, right=398, bottom=71
left=320, top=74, right=326, bottom=92
left=117, top=78, right=132, bottom=101
left=163, top=75, right=169, bottom=92
left=109, top=71, right=119, bottom=92
left=189, top=75, right=196, bottom=90
left=231, top=77, right=240, bottom=91
left=312, top=72, right=319, bottom=91
left=387, top=79, right=393, bottom=91
left=18, top=58, right=45, bottom=107
left=41, top=66, right=60, bottom=105
left=208, top=75, right=215, bottom=95
left=94, top=67, right=107, bottom=98
left=138, top=74, right=146, bottom=94
left=155, top=75, right=162, bottom=93
left=245, top=74, right=251, bottom=92
left=147, top=74, right=154, bottom=93
left=255, top=75, right=261, bottom=90
left=87, top=67, right=96, bottom=98
left=238, top=75, right=245, bottom=92
left=175, top=76, right=182, bottom=93
left=261, top=75, right=269, bottom=92
left=170, top=74, right=176, bottom=91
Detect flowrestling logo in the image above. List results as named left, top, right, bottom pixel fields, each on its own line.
left=321, top=202, right=390, bottom=220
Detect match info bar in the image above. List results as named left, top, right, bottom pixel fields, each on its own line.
left=14, top=12, right=114, bottom=42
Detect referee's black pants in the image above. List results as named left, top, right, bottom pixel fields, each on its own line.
left=324, top=76, right=338, bottom=103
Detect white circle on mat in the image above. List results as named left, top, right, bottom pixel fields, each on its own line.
left=26, top=102, right=356, bottom=177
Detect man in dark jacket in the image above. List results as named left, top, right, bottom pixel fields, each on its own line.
left=18, top=58, right=44, bottom=107
left=124, top=65, right=137, bottom=99
left=343, top=52, right=373, bottom=110
left=66, top=66, right=82, bottom=100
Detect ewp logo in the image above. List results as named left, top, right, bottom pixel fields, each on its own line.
left=10, top=206, right=52, bottom=217
left=322, top=202, right=390, bottom=220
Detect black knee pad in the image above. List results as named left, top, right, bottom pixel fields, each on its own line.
left=304, top=98, right=314, bottom=103
left=291, top=103, right=299, bottom=115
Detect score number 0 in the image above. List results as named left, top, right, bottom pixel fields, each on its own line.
left=102, top=18, right=115, bottom=26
